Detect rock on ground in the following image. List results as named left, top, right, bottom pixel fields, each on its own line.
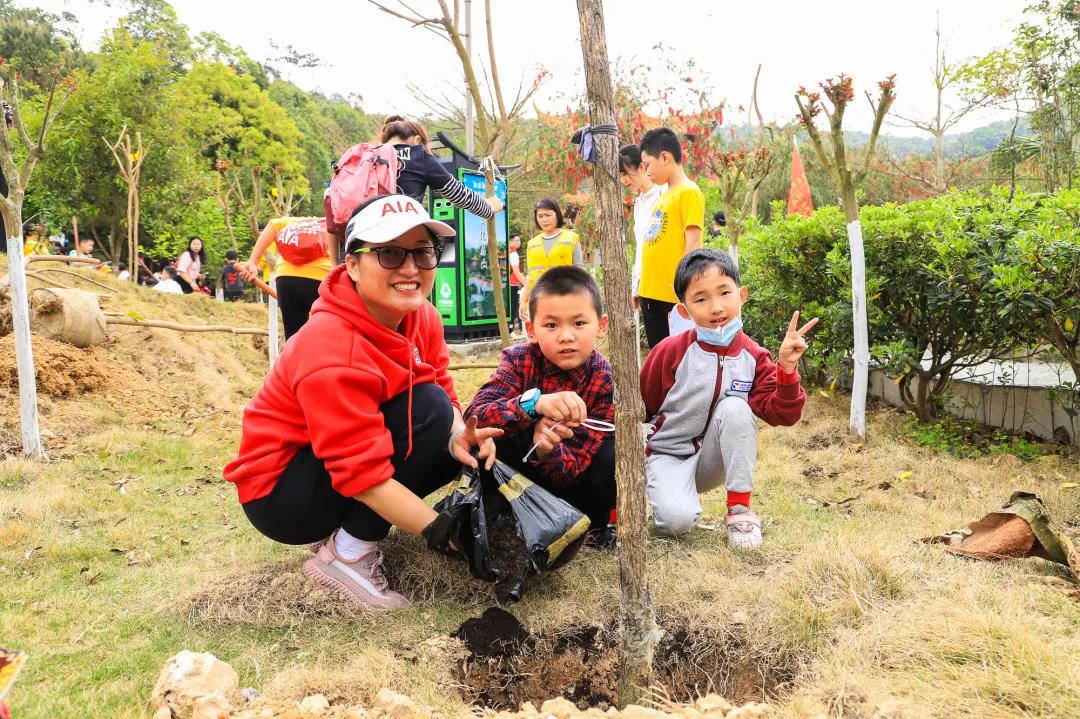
left=151, top=651, right=239, bottom=719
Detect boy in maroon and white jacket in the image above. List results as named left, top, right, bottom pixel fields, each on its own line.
left=640, top=249, right=817, bottom=549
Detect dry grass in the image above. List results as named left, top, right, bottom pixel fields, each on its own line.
left=1, top=276, right=1078, bottom=718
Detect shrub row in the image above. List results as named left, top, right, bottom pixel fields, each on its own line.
left=734, top=187, right=1080, bottom=422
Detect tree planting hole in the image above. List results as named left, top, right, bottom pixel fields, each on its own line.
left=453, top=608, right=799, bottom=710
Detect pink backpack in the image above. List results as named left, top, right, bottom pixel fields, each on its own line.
left=325, top=143, right=401, bottom=235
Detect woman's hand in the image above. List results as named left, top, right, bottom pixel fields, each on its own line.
left=486, top=196, right=505, bottom=215
left=450, top=416, right=503, bottom=470
left=530, top=417, right=574, bottom=461
left=237, top=261, right=259, bottom=283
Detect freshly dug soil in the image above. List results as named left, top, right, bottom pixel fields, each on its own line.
left=485, top=501, right=531, bottom=603
left=487, top=515, right=530, bottom=602
left=452, top=617, right=799, bottom=711
left=455, top=607, right=529, bottom=658
left=0, top=334, right=111, bottom=396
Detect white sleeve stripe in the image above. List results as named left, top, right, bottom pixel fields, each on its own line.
left=436, top=177, right=494, bottom=219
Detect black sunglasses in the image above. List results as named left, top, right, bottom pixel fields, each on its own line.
left=352, top=242, right=444, bottom=270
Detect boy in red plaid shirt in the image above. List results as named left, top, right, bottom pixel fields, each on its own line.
left=465, top=266, right=616, bottom=543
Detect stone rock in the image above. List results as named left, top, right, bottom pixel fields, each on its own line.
left=298, top=694, right=330, bottom=716
left=695, top=695, right=733, bottom=716
left=192, top=694, right=232, bottom=719
left=539, top=697, right=578, bottom=719
left=151, top=651, right=239, bottom=719
left=725, top=704, right=770, bottom=719
left=373, top=688, right=430, bottom=719
left=344, top=707, right=370, bottom=719
left=618, top=706, right=670, bottom=719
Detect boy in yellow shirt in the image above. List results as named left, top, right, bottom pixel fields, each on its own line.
left=638, top=127, right=705, bottom=348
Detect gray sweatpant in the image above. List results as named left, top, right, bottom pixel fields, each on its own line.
left=646, top=396, right=757, bottom=536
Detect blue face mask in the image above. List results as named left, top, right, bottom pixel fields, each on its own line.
left=695, top=316, right=742, bottom=347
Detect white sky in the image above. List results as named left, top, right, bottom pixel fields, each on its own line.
left=26, top=0, right=1026, bottom=135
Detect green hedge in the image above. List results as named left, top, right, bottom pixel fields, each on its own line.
left=739, top=188, right=1079, bottom=421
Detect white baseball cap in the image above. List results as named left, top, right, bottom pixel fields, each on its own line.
left=344, top=195, right=455, bottom=252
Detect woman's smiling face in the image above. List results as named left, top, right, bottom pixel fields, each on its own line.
left=346, top=226, right=438, bottom=330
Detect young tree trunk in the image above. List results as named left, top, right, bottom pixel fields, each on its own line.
left=483, top=164, right=511, bottom=347
left=841, top=187, right=868, bottom=440
left=576, top=0, right=659, bottom=707
left=1, top=202, right=45, bottom=459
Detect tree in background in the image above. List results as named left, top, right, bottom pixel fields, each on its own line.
left=368, top=0, right=547, bottom=347
left=0, top=44, right=77, bottom=460
left=795, top=74, right=895, bottom=440
left=103, top=125, right=148, bottom=282
left=890, top=16, right=991, bottom=194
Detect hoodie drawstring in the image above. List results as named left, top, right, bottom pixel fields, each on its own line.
left=405, top=342, right=415, bottom=460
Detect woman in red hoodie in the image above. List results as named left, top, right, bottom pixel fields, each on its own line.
left=224, top=194, right=501, bottom=610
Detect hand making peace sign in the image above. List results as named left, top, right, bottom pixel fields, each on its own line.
left=777, top=310, right=819, bottom=374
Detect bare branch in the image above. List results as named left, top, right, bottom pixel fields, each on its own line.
left=485, top=0, right=508, bottom=123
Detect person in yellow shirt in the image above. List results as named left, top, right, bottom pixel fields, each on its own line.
left=520, top=198, right=584, bottom=320
left=638, top=127, right=705, bottom=348
left=240, top=217, right=333, bottom=339
left=22, top=225, right=51, bottom=256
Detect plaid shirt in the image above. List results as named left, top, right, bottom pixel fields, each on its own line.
left=464, top=343, right=614, bottom=488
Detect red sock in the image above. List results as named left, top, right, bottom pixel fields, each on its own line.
left=727, top=491, right=751, bottom=512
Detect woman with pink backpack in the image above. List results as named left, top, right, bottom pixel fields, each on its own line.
left=324, top=116, right=503, bottom=250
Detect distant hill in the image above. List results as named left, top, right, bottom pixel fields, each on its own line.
left=846, top=119, right=1031, bottom=158
left=723, top=118, right=1030, bottom=158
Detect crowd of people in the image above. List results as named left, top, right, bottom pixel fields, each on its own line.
left=219, top=116, right=819, bottom=611
left=17, top=114, right=819, bottom=611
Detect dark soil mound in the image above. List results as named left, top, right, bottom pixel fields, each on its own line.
left=455, top=607, right=529, bottom=658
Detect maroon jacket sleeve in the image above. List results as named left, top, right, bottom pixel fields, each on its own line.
left=639, top=335, right=687, bottom=420
left=747, top=346, right=806, bottom=426
left=531, top=365, right=614, bottom=487
left=463, top=347, right=532, bottom=433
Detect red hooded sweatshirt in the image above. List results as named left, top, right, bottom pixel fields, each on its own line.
left=223, top=264, right=459, bottom=503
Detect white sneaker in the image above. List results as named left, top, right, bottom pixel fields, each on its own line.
left=726, top=505, right=763, bottom=550
left=302, top=534, right=411, bottom=610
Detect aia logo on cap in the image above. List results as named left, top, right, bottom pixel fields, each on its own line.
left=381, top=198, right=420, bottom=217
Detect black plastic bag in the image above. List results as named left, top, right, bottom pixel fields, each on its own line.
left=489, top=459, right=591, bottom=575
left=426, top=467, right=494, bottom=582
left=426, top=460, right=591, bottom=602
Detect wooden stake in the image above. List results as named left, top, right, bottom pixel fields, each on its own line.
left=268, top=277, right=280, bottom=366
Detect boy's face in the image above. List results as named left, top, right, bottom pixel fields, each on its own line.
left=526, top=291, right=608, bottom=371
left=641, top=150, right=673, bottom=186
left=676, top=267, right=748, bottom=329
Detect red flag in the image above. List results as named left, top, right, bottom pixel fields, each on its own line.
left=787, top=137, right=814, bottom=217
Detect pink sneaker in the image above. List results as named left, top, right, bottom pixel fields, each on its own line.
left=726, top=505, right=763, bottom=550
left=302, top=539, right=411, bottom=610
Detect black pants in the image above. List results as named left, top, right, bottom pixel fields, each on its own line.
left=276, top=276, right=322, bottom=339
left=242, top=383, right=460, bottom=543
left=493, top=431, right=616, bottom=530
left=509, top=285, right=521, bottom=331
left=640, top=297, right=675, bottom=348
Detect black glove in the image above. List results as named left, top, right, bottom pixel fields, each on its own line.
left=422, top=506, right=469, bottom=559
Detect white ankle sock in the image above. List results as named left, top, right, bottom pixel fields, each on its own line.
left=333, top=529, right=377, bottom=561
